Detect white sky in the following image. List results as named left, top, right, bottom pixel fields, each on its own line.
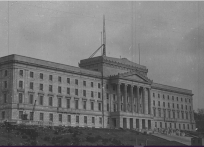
left=0, top=1, right=204, bottom=111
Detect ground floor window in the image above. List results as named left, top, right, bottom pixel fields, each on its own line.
left=160, top=122, right=162, bottom=128
left=92, top=117, right=95, bottom=124
left=76, top=116, right=79, bottom=123
left=19, top=111, right=23, bottom=119
left=1, top=111, right=5, bottom=119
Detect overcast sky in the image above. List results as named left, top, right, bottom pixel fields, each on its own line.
left=0, top=1, right=203, bottom=111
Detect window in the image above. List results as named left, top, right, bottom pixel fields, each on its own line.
left=29, top=94, right=34, bottom=104
left=189, top=99, right=191, bottom=103
left=98, top=92, right=101, bottom=98
left=113, top=94, right=116, bottom=101
left=83, top=101, right=86, bottom=109
left=19, top=70, right=23, bottom=76
left=91, top=91, right=94, bottom=98
left=4, top=70, right=8, bottom=77
left=83, top=81, right=86, bottom=86
left=155, top=122, right=157, bottom=127
left=49, top=97, right=53, bottom=106
left=67, top=78, right=70, bottom=84
left=30, top=82, right=34, bottom=90
left=106, top=93, right=109, bottom=99
left=173, top=111, right=175, bottom=118
left=4, top=81, right=7, bottom=88
left=163, top=102, right=165, bottom=107
left=40, top=113, right=44, bottom=121
left=153, top=93, right=155, bottom=97
left=168, top=103, right=170, bottom=108
left=2, top=111, right=5, bottom=119
left=58, top=86, right=61, bottom=93
left=40, top=84, right=43, bottom=91
left=172, top=96, right=174, bottom=101
left=168, top=111, right=171, bottom=118
left=186, top=112, right=188, bottom=119
left=183, top=124, right=185, bottom=130
left=67, top=88, right=70, bottom=95
left=98, top=103, right=101, bottom=111
left=177, top=97, right=178, bottom=101
left=49, top=85, right=52, bottom=92
left=91, top=82, right=93, bottom=87
left=158, top=101, right=160, bottom=107
left=3, top=93, right=7, bottom=103
left=92, top=117, right=95, bottom=124
left=153, top=109, right=156, bottom=116
left=107, top=103, right=109, bottom=111
left=163, top=95, right=165, bottom=99
left=40, top=73, right=43, bottom=80
left=177, top=104, right=179, bottom=109
left=30, top=72, right=34, bottom=78
left=83, top=90, right=86, bottom=97
left=76, top=116, right=79, bottom=123
left=168, top=95, right=169, bottom=100
left=181, top=105, right=183, bottom=109
left=185, top=98, right=187, bottom=103
left=19, top=111, right=23, bottom=119
left=75, top=100, right=78, bottom=109
left=185, top=105, right=187, bottom=110
left=67, top=99, right=70, bottom=108
left=99, top=117, right=102, bottom=124
left=158, top=94, right=160, bottom=98
left=113, top=85, right=115, bottom=91
left=114, top=104, right=116, bottom=112
left=19, top=81, right=23, bottom=88
left=189, top=106, right=191, bottom=111
left=58, top=98, right=62, bottom=107
left=75, top=89, right=78, bottom=96
left=84, top=116, right=87, bottom=124
left=98, top=83, right=101, bottom=88
left=153, top=100, right=155, bottom=106
left=49, top=113, right=53, bottom=122
left=39, top=95, right=43, bottom=105
left=75, top=79, right=78, bottom=85
left=177, top=112, right=180, bottom=119
left=91, top=102, right=94, bottom=110
left=58, top=76, right=61, bottom=82
left=19, top=93, right=23, bottom=103
left=182, top=112, right=184, bottom=119
left=59, top=114, right=62, bottom=122
left=49, top=75, right=52, bottom=81
left=173, top=103, right=174, bottom=108
left=163, top=110, right=166, bottom=118
left=68, top=115, right=71, bottom=123
left=181, top=98, right=183, bottom=102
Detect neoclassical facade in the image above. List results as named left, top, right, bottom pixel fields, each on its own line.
left=0, top=54, right=195, bottom=131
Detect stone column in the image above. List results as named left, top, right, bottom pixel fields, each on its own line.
left=124, top=84, right=127, bottom=112
left=137, top=86, right=140, bottom=113
left=148, top=88, right=151, bottom=115
left=144, top=87, right=149, bottom=115
left=130, top=85, right=134, bottom=112
left=142, top=87, right=146, bottom=114
left=117, top=83, right=121, bottom=112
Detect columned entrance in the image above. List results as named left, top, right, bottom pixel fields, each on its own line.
left=123, top=118, right=127, bottom=128
left=130, top=118, right=133, bottom=129
left=142, top=119, right=145, bottom=129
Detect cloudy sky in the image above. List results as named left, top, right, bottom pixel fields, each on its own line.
left=0, top=1, right=203, bottom=111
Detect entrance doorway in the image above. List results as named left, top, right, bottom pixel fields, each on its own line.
left=112, top=118, right=116, bottom=128
left=123, top=118, right=127, bottom=128
left=130, top=118, right=133, bottom=129
left=148, top=120, right=151, bottom=129
left=142, top=119, right=145, bottom=129
left=136, top=119, right=139, bottom=129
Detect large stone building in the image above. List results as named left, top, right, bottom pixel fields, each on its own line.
left=0, top=54, right=195, bottom=131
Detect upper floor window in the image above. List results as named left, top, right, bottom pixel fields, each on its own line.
left=40, top=113, right=44, bottom=121
left=49, top=75, right=53, bottom=81
left=91, top=82, right=93, bottom=87
left=19, top=93, right=23, bottom=103
left=67, top=99, right=70, bottom=109
left=49, top=85, right=53, bottom=92
left=83, top=90, right=86, bottom=97
left=181, top=98, right=183, bottom=102
left=83, top=81, right=86, bottom=86
left=163, top=95, right=165, bottom=99
left=177, top=97, right=178, bottom=101
left=185, top=105, right=187, bottom=110
left=40, top=73, right=43, bottom=80
left=4, top=70, right=8, bottom=77
left=84, top=116, right=87, bottom=124
left=19, top=70, right=23, bottom=77
left=172, top=96, right=174, bottom=101
left=75, top=99, right=79, bottom=109
left=98, top=83, right=101, bottom=88
left=67, top=87, right=70, bottom=95
left=58, top=86, right=61, bottom=93
left=168, top=95, right=169, bottom=100
left=158, top=94, right=160, bottom=98
left=49, top=113, right=53, bottom=122
left=49, top=97, right=53, bottom=106
left=98, top=92, right=101, bottom=98
left=98, top=103, right=102, bottom=111
left=189, top=99, right=191, bottom=103
left=177, top=104, right=179, bottom=109
left=75, top=79, right=78, bottom=85
left=172, top=103, right=174, bottom=108
left=30, top=71, right=34, bottom=78
left=39, top=95, right=44, bottom=105
left=163, top=102, right=165, bottom=107
left=67, top=78, right=70, bottom=84
left=158, top=101, right=160, bottom=106
left=168, top=103, right=170, bottom=108
left=106, top=84, right=108, bottom=89
left=75, top=89, right=78, bottom=96
left=91, top=91, right=94, bottom=98
left=58, top=76, right=61, bottom=83
left=4, top=81, right=7, bottom=89
left=40, top=84, right=43, bottom=91
left=58, top=98, right=62, bottom=107
left=107, top=93, right=109, bottom=99
left=30, top=82, right=34, bottom=90
left=91, top=101, right=94, bottom=110
left=153, top=93, right=155, bottom=97
left=29, top=94, right=34, bottom=104
left=4, top=93, right=7, bottom=103
left=19, top=81, right=23, bottom=89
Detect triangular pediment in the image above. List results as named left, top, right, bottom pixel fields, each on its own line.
left=124, top=74, right=146, bottom=82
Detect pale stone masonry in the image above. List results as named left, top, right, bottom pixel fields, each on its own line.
left=0, top=54, right=195, bottom=131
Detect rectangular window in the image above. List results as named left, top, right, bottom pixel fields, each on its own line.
left=173, top=103, right=174, bottom=108
left=83, top=90, right=86, bottom=97
left=158, top=94, right=160, bottom=98
left=159, top=110, right=161, bottom=117
left=99, top=117, right=102, bottom=124
left=168, top=103, right=170, bottom=108
left=4, top=70, right=8, bottom=77
left=40, top=73, right=43, bottom=80
left=19, top=93, right=23, bottom=103
left=58, top=76, right=61, bottom=82
left=177, top=104, right=179, bottom=109
left=153, top=109, right=156, bottom=116
left=76, top=116, right=79, bottom=123
left=168, top=111, right=171, bottom=118
left=173, top=112, right=175, bottom=118
left=155, top=122, right=157, bottom=127
left=2, top=111, right=5, bottom=119
left=75, top=89, right=78, bottom=96
left=91, top=102, right=94, bottom=110
left=29, top=94, right=33, bottom=104
left=4, top=81, right=7, bottom=89
left=91, top=91, right=94, bottom=98
left=84, top=116, right=87, bottom=124
left=107, top=93, right=109, bottom=99
left=19, top=70, right=23, bottom=77
left=92, top=117, right=95, bottom=124
left=160, top=122, right=162, bottom=128
left=75, top=100, right=78, bottom=109
left=49, top=75, right=53, bottom=81
left=40, top=84, right=43, bottom=91
left=153, top=100, right=155, bottom=106
left=158, top=101, right=160, bottom=106
left=30, top=71, right=34, bottom=78
left=39, top=95, right=44, bottom=105
left=177, top=97, right=178, bottom=101
left=83, top=101, right=86, bottom=109
left=59, top=114, right=62, bottom=122
left=98, top=103, right=101, bottom=111
left=58, top=98, right=62, bottom=107
left=49, top=97, right=53, bottom=106
left=113, top=94, right=116, bottom=101
left=83, top=81, right=86, bottom=86
left=107, top=103, right=109, bottom=111
left=98, top=83, right=101, bottom=88
left=75, top=79, right=78, bottom=85
left=181, top=105, right=183, bottom=109
left=172, top=96, right=174, bottom=101
left=91, top=82, right=93, bottom=87
left=58, top=86, right=61, bottom=93
left=163, top=102, right=165, bottom=107
left=98, top=92, right=101, bottom=98
left=163, top=95, right=165, bottom=99
left=19, top=81, right=23, bottom=89
left=67, top=88, right=70, bottom=95
left=67, top=78, right=70, bottom=84
left=40, top=113, right=44, bottom=121
left=3, top=93, right=7, bottom=103
left=186, top=113, right=188, bottom=119
left=177, top=112, right=180, bottom=119
left=19, top=111, right=23, bottom=119
left=114, top=104, right=116, bottom=112
left=67, top=115, right=71, bottom=123
left=30, top=82, right=34, bottom=90
left=186, top=105, right=187, bottom=110
left=49, top=85, right=52, bottom=92
left=181, top=98, right=183, bottom=102
left=67, top=99, right=70, bottom=108
left=49, top=113, right=53, bottom=122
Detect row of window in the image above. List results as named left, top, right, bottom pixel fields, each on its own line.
left=153, top=100, right=191, bottom=110
left=153, top=108, right=192, bottom=120
left=153, top=93, right=191, bottom=103
left=18, top=93, right=102, bottom=111
left=154, top=121, right=193, bottom=130
left=18, top=70, right=102, bottom=88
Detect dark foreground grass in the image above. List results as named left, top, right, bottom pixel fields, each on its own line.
left=0, top=124, right=186, bottom=146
